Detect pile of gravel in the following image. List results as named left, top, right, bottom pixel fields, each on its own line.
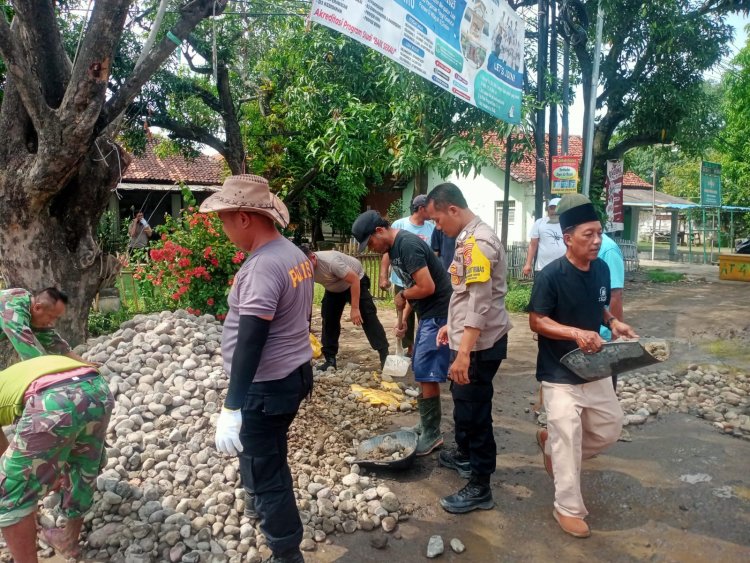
left=618, top=364, right=750, bottom=439
left=26, top=310, right=415, bottom=563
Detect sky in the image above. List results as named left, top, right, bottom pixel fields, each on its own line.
left=566, top=12, right=749, bottom=136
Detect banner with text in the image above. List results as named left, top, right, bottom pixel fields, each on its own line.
left=551, top=155, right=579, bottom=194
left=605, top=160, right=624, bottom=233
left=309, top=0, right=524, bottom=124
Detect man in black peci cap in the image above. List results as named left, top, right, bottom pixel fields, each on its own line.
left=528, top=193, right=638, bottom=539
left=353, top=210, right=451, bottom=457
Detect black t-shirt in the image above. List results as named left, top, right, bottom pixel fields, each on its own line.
left=528, top=256, right=611, bottom=384
left=431, top=229, right=456, bottom=271
left=390, top=231, right=451, bottom=319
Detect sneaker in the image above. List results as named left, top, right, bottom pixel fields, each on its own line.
left=263, top=548, right=305, bottom=563
left=536, top=429, right=554, bottom=480
left=438, top=448, right=471, bottom=479
left=552, top=509, right=591, bottom=538
left=439, top=479, right=494, bottom=514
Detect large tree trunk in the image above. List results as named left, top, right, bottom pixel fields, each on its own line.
left=0, top=0, right=225, bottom=348
left=0, top=79, right=131, bottom=346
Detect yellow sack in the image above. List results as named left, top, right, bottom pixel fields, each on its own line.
left=309, top=333, right=322, bottom=359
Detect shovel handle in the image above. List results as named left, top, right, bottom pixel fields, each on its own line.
left=395, top=306, right=405, bottom=356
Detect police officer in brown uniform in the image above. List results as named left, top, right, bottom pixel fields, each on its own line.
left=427, top=183, right=513, bottom=513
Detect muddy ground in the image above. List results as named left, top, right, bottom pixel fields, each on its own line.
left=32, top=267, right=749, bottom=563
left=306, top=268, right=750, bottom=563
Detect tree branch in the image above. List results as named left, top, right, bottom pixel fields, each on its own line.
left=182, top=48, right=213, bottom=75
left=148, top=114, right=226, bottom=156
left=284, top=167, right=320, bottom=204
left=0, top=8, right=52, bottom=130
left=605, top=132, right=665, bottom=160
left=98, top=0, right=228, bottom=132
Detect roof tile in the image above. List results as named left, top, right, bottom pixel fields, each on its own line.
left=122, top=138, right=224, bottom=185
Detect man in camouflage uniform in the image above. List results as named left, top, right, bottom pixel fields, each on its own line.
left=0, top=355, right=114, bottom=561
left=0, top=287, right=88, bottom=362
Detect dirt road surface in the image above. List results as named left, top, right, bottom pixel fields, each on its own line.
left=306, top=270, right=750, bottom=563
left=31, top=267, right=749, bottom=563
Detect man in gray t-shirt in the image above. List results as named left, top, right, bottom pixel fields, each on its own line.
left=300, top=247, right=389, bottom=370
left=200, top=174, right=313, bottom=563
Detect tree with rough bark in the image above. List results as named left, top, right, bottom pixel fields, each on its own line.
left=0, top=0, right=227, bottom=351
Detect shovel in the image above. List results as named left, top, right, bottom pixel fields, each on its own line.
left=560, top=339, right=668, bottom=382
left=382, top=309, right=410, bottom=378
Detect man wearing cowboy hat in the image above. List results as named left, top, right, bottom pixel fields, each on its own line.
left=200, top=175, right=314, bottom=563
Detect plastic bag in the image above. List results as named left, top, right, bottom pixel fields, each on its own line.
left=309, top=333, right=322, bottom=359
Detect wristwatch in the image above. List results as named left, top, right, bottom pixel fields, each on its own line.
left=603, top=317, right=614, bottom=329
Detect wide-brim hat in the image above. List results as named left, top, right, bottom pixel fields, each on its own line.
left=199, top=174, right=290, bottom=228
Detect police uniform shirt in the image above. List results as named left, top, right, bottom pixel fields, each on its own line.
left=446, top=217, right=512, bottom=351
left=528, top=256, right=611, bottom=385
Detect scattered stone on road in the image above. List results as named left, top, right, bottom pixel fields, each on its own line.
left=427, top=535, right=444, bottom=558
left=450, top=538, right=466, bottom=554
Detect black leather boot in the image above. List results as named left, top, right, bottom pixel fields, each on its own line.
left=439, top=475, right=494, bottom=514
left=438, top=447, right=471, bottom=479
left=319, top=355, right=336, bottom=371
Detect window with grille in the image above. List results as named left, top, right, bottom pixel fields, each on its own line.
left=494, top=201, right=515, bottom=231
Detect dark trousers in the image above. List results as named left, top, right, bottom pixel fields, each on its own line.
left=394, top=284, right=417, bottom=349
left=450, top=335, right=507, bottom=477
left=239, top=363, right=313, bottom=555
left=321, top=275, right=388, bottom=358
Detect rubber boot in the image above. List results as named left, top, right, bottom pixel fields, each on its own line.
left=415, top=396, right=443, bottom=456
left=400, top=419, right=423, bottom=435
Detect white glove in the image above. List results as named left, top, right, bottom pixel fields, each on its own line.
left=215, top=408, right=243, bottom=456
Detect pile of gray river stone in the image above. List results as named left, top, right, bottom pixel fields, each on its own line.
left=29, top=310, right=415, bottom=563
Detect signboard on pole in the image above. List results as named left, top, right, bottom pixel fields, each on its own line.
left=605, top=159, right=624, bottom=232
left=700, top=161, right=722, bottom=207
left=551, top=155, right=579, bottom=194
left=309, top=0, right=524, bottom=124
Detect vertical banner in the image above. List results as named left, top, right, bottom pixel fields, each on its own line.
left=309, top=0, right=524, bottom=125
left=550, top=155, right=579, bottom=194
left=700, top=161, right=722, bottom=207
left=605, top=159, right=624, bottom=233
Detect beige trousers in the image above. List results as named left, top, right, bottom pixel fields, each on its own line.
left=541, top=378, right=623, bottom=518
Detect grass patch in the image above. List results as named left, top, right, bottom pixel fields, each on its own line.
left=505, top=280, right=532, bottom=313
left=645, top=268, right=685, bottom=283
left=700, top=340, right=750, bottom=362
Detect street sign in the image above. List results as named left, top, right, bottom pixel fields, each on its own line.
left=551, top=155, right=579, bottom=194
left=309, top=0, right=524, bottom=125
left=700, top=161, right=722, bottom=207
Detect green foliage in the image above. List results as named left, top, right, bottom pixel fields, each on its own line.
left=505, top=280, right=532, bottom=313
left=96, top=210, right=129, bottom=255
left=134, top=190, right=242, bottom=318
left=88, top=307, right=136, bottom=337
left=645, top=268, right=684, bottom=283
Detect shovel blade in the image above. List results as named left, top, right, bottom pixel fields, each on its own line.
left=382, top=354, right=410, bottom=378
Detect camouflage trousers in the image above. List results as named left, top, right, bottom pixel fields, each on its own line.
left=0, top=375, right=114, bottom=527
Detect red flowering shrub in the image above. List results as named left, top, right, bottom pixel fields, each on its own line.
left=134, top=191, right=244, bottom=318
